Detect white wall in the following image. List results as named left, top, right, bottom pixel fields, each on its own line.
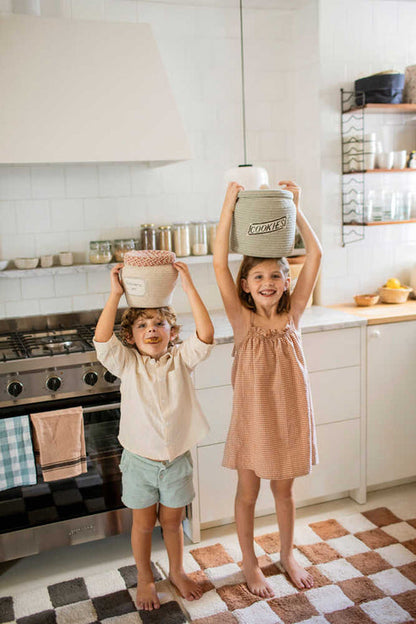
left=319, top=0, right=416, bottom=304
left=0, top=0, right=319, bottom=318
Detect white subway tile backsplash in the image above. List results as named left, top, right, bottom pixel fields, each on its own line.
left=2, top=234, right=36, bottom=261
left=0, top=201, right=17, bottom=234
left=0, top=277, right=21, bottom=303
left=50, top=199, right=84, bottom=232
left=31, top=166, right=65, bottom=199
left=86, top=269, right=112, bottom=295
left=0, top=166, right=32, bottom=200
left=83, top=198, right=119, bottom=231
left=55, top=273, right=87, bottom=298
left=71, top=0, right=104, bottom=20
left=103, top=0, right=137, bottom=23
left=39, top=297, right=73, bottom=315
left=34, top=232, right=70, bottom=257
left=65, top=165, right=99, bottom=198
left=98, top=164, right=131, bottom=198
left=21, top=276, right=55, bottom=300
left=6, top=299, right=40, bottom=318
left=73, top=293, right=105, bottom=312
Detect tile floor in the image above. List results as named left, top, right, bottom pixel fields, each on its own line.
left=1, top=483, right=416, bottom=598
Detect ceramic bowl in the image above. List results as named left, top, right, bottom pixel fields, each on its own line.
left=0, top=260, right=8, bottom=271
left=354, top=293, right=380, bottom=307
left=378, top=285, right=412, bottom=304
left=14, top=257, right=39, bottom=270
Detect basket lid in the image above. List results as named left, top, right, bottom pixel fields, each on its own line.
left=237, top=189, right=293, bottom=200
left=124, top=250, right=176, bottom=267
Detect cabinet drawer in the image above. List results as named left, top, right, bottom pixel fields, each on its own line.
left=309, top=366, right=360, bottom=425
left=198, top=444, right=236, bottom=525
left=294, top=419, right=360, bottom=501
left=194, top=342, right=233, bottom=389
left=302, top=328, right=360, bottom=371
left=197, top=386, right=233, bottom=446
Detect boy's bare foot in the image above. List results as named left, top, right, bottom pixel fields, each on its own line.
left=169, top=570, right=203, bottom=601
left=136, top=578, right=160, bottom=611
left=243, top=562, right=274, bottom=598
left=280, top=554, right=314, bottom=589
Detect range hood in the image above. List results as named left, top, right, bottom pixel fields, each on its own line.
left=0, top=15, right=191, bottom=164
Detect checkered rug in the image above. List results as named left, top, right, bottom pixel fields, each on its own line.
left=0, top=561, right=188, bottom=624
left=157, top=506, right=416, bottom=624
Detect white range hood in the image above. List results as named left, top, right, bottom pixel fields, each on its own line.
left=0, top=15, right=191, bottom=164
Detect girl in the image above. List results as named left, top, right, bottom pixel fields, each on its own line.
left=213, top=180, right=322, bottom=596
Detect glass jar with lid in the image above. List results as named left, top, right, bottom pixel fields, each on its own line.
left=158, top=225, right=173, bottom=252
left=140, top=224, right=157, bottom=250
left=191, top=221, right=208, bottom=255
left=207, top=221, right=218, bottom=255
left=173, top=222, right=191, bottom=257
left=89, top=240, right=112, bottom=264
left=114, top=238, right=135, bottom=261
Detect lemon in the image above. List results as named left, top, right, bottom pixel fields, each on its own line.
left=385, top=278, right=401, bottom=289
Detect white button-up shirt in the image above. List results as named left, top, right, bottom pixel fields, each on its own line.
left=94, top=332, right=213, bottom=461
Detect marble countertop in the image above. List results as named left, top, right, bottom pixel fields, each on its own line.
left=179, top=306, right=366, bottom=344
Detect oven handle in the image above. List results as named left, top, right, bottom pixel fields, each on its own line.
left=83, top=402, right=121, bottom=413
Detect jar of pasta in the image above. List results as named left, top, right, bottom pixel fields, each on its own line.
left=158, top=225, right=173, bottom=252
left=173, top=222, right=191, bottom=257
left=191, top=221, right=208, bottom=255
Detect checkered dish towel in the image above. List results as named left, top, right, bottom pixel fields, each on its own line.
left=0, top=415, right=37, bottom=491
left=30, top=407, right=87, bottom=482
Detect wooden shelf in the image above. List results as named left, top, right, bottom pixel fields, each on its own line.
left=344, top=168, right=415, bottom=174
left=343, top=219, right=416, bottom=227
left=346, top=103, right=416, bottom=114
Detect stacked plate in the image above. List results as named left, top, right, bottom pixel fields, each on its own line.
left=343, top=133, right=376, bottom=172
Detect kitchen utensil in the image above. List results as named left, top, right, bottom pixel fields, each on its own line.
left=378, top=285, right=412, bottom=304
left=230, top=189, right=296, bottom=257
left=14, top=257, right=39, bottom=269
left=354, top=293, right=380, bottom=307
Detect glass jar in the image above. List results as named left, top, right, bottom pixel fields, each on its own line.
left=140, top=224, right=157, bottom=250
left=208, top=221, right=218, bottom=255
left=191, top=221, right=208, bottom=255
left=173, top=222, right=191, bottom=257
left=89, top=240, right=112, bottom=264
left=113, top=239, right=135, bottom=262
left=133, top=238, right=140, bottom=251
left=158, top=225, right=173, bottom=251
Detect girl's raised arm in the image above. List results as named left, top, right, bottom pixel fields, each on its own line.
left=279, top=181, right=322, bottom=323
left=213, top=182, right=245, bottom=327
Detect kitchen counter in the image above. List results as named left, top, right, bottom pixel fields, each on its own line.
left=329, top=299, right=416, bottom=325
left=179, top=305, right=366, bottom=343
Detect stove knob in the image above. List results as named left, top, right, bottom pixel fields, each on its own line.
left=83, top=370, right=98, bottom=386
left=46, top=376, right=61, bottom=392
left=104, top=370, right=118, bottom=384
left=7, top=380, right=23, bottom=397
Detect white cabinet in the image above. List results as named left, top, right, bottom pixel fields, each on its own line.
left=195, top=326, right=365, bottom=529
left=366, top=320, right=416, bottom=487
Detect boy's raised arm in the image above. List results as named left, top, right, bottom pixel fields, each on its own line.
left=174, top=262, right=214, bottom=345
left=94, top=264, right=124, bottom=342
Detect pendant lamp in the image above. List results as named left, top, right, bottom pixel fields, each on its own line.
left=224, top=0, right=269, bottom=190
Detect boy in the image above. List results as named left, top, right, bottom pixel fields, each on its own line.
left=94, top=261, right=214, bottom=611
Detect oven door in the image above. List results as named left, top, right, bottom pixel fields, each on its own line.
left=0, top=398, right=131, bottom=562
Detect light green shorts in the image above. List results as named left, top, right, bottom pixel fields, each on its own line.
left=120, top=448, right=195, bottom=510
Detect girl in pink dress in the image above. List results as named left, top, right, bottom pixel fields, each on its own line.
left=213, top=180, right=322, bottom=595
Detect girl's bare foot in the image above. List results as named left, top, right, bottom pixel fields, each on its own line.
left=169, top=570, right=203, bottom=601
left=280, top=554, right=314, bottom=589
left=243, top=562, right=275, bottom=598
left=136, top=577, right=160, bottom=610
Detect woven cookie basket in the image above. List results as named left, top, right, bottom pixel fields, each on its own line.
left=230, top=189, right=296, bottom=258
left=121, top=250, right=178, bottom=308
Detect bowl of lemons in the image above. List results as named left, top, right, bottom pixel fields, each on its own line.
left=379, top=278, right=412, bottom=304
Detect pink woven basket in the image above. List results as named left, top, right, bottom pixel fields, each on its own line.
left=121, top=250, right=178, bottom=308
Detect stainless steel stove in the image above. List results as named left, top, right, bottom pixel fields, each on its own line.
left=0, top=311, right=121, bottom=412
left=0, top=310, right=126, bottom=562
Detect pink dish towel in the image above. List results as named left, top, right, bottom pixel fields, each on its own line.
left=30, top=407, right=87, bottom=482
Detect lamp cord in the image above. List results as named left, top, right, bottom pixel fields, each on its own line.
left=239, top=0, right=247, bottom=165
